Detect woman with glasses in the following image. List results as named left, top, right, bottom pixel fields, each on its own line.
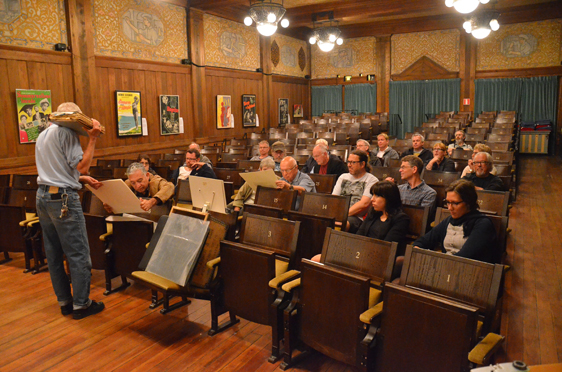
left=425, top=142, right=455, bottom=172
left=137, top=154, right=156, bottom=175
left=413, top=179, right=500, bottom=264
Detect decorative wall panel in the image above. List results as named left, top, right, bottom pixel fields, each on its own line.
left=477, top=19, right=562, bottom=70
left=311, top=36, right=376, bottom=79
left=392, top=29, right=459, bottom=74
left=0, top=0, right=67, bottom=50
left=93, top=0, right=187, bottom=63
left=271, top=33, right=309, bottom=77
left=204, top=14, right=259, bottom=71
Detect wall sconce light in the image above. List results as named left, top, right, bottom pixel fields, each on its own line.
left=54, top=43, right=67, bottom=52
left=367, top=74, right=375, bottom=81
left=344, top=76, right=352, bottom=81
left=359, top=73, right=363, bottom=77
left=336, top=75, right=340, bottom=78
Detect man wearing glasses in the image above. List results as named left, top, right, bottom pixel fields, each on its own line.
left=276, top=156, right=316, bottom=209
left=461, top=152, right=504, bottom=191
left=172, top=148, right=217, bottom=184
left=332, top=150, right=379, bottom=233
left=250, top=140, right=273, bottom=161
left=392, top=155, right=437, bottom=208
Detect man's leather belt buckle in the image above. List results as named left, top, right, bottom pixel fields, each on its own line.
left=48, top=186, right=59, bottom=194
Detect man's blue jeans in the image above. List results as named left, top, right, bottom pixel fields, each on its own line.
left=36, top=187, right=92, bottom=308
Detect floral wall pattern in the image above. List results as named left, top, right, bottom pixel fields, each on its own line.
left=391, top=29, right=460, bottom=74
left=93, top=0, right=187, bottom=63
left=311, top=36, right=376, bottom=79
left=204, top=14, right=260, bottom=71
left=0, top=0, right=67, bottom=50
left=477, top=19, right=562, bottom=70
left=271, top=33, right=309, bottom=78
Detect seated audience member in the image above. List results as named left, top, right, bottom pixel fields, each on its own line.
left=189, top=142, right=213, bottom=167
left=426, top=142, right=456, bottom=172
left=400, top=133, right=433, bottom=165
left=105, top=162, right=175, bottom=213
left=229, top=158, right=277, bottom=213
left=372, top=133, right=400, bottom=167
left=461, top=143, right=498, bottom=178
left=271, top=141, right=286, bottom=171
left=304, top=144, right=348, bottom=180
left=250, top=140, right=273, bottom=161
left=447, top=130, right=473, bottom=155
left=356, top=139, right=382, bottom=168
left=276, top=156, right=316, bottom=209
left=301, top=139, right=330, bottom=173
left=461, top=152, right=505, bottom=191
left=313, top=180, right=410, bottom=262
left=413, top=179, right=500, bottom=264
left=387, top=155, right=436, bottom=208
left=172, top=148, right=217, bottom=184
left=332, top=150, right=379, bottom=233
left=137, top=154, right=156, bottom=175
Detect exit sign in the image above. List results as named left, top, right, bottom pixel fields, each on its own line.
left=463, top=98, right=470, bottom=105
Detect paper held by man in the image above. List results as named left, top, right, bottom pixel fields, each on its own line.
left=239, top=169, right=278, bottom=191
left=48, top=111, right=106, bottom=136
left=85, top=179, right=145, bottom=214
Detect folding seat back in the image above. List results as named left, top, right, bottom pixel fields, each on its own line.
left=298, top=192, right=350, bottom=228
left=402, top=204, right=430, bottom=244
left=255, top=186, right=298, bottom=214
left=476, top=189, right=510, bottom=216
left=238, top=159, right=261, bottom=171
left=307, top=173, right=337, bottom=194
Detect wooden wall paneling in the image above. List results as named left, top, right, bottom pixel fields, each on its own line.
left=0, top=59, right=16, bottom=161
left=475, top=66, right=562, bottom=79
left=45, top=64, right=66, bottom=110
left=143, top=69, right=158, bottom=144
left=61, top=64, right=75, bottom=110
left=376, top=36, right=391, bottom=113
left=260, top=35, right=272, bottom=130
left=468, top=36, right=477, bottom=114
left=189, top=8, right=209, bottom=141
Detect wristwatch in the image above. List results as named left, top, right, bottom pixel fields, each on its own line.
left=289, top=185, right=294, bottom=191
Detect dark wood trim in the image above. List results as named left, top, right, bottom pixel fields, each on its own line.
left=161, top=0, right=188, bottom=7
left=206, top=66, right=262, bottom=80
left=0, top=44, right=71, bottom=64
left=189, top=8, right=209, bottom=140
left=310, top=76, right=376, bottom=86
left=271, top=75, right=309, bottom=85
left=475, top=66, right=562, bottom=79
left=392, top=56, right=459, bottom=81
left=376, top=35, right=391, bottom=113
left=95, top=56, right=191, bottom=74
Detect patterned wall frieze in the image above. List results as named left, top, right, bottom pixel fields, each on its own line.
left=391, top=29, right=460, bottom=74
left=93, top=0, right=187, bottom=63
left=203, top=13, right=259, bottom=71
left=271, top=33, right=310, bottom=77
left=477, top=19, right=562, bottom=70
left=311, top=36, right=376, bottom=79
left=0, top=0, right=67, bottom=50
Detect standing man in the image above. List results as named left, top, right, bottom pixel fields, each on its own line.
left=35, top=102, right=105, bottom=320
left=400, top=133, right=433, bottom=165
left=250, top=140, right=273, bottom=161
left=332, top=150, right=379, bottom=233
left=271, top=141, right=286, bottom=171
left=276, top=156, right=316, bottom=209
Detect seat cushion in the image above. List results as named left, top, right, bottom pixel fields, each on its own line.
left=131, top=271, right=182, bottom=291
left=275, top=259, right=289, bottom=277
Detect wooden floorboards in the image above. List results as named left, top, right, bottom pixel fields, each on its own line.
left=0, top=155, right=561, bottom=371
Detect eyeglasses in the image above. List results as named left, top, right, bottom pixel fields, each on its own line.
left=347, top=160, right=362, bottom=165
left=280, top=165, right=297, bottom=173
left=473, top=161, right=490, bottom=165
left=443, top=199, right=465, bottom=207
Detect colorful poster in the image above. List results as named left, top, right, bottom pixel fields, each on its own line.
left=293, top=104, right=303, bottom=118
left=217, top=95, right=233, bottom=129
left=16, top=89, right=52, bottom=144
left=160, top=95, right=180, bottom=135
left=116, top=91, right=142, bottom=136
left=278, top=98, right=289, bottom=126
left=242, top=94, right=256, bottom=127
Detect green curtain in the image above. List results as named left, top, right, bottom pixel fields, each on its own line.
left=474, top=78, right=523, bottom=114
left=311, top=85, right=343, bottom=117
left=519, top=76, right=558, bottom=124
left=389, top=78, right=460, bottom=138
left=344, top=83, right=377, bottom=114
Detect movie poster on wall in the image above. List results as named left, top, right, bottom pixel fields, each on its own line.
left=242, top=94, right=256, bottom=127
left=217, top=95, right=233, bottom=129
left=16, top=89, right=52, bottom=144
left=116, top=90, right=143, bottom=137
left=278, top=98, right=289, bottom=126
left=160, top=95, right=180, bottom=135
left=293, top=104, right=303, bottom=118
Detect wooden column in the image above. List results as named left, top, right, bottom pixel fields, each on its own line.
left=375, top=36, right=391, bottom=113
left=459, top=32, right=477, bottom=114
left=260, top=35, right=272, bottom=129
left=188, top=8, right=208, bottom=138
left=65, top=0, right=97, bottom=115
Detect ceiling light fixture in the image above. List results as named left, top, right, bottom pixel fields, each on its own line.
left=445, top=0, right=489, bottom=14
left=243, top=0, right=289, bottom=37
left=463, top=10, right=500, bottom=39
left=309, top=12, right=343, bottom=53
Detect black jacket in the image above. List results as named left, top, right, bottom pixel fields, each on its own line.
left=400, top=148, right=433, bottom=165
left=301, top=154, right=348, bottom=181
left=172, top=164, right=217, bottom=185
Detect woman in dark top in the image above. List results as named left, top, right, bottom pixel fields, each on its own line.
left=356, top=180, right=410, bottom=255
left=137, top=154, right=157, bottom=175
left=425, top=142, right=456, bottom=172
left=413, top=179, right=500, bottom=264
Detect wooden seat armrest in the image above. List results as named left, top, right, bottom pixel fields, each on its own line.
left=468, top=333, right=505, bottom=365
left=19, top=216, right=39, bottom=227
left=268, top=270, right=300, bottom=289
left=27, top=218, right=41, bottom=228
left=206, top=257, right=221, bottom=269
left=281, top=278, right=301, bottom=293
left=359, top=301, right=384, bottom=325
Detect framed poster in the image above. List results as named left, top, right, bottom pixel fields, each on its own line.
left=242, top=94, right=256, bottom=127
left=217, top=95, right=233, bottom=129
left=160, top=95, right=180, bottom=135
left=116, top=90, right=142, bottom=137
left=278, top=98, right=289, bottom=126
left=16, top=89, right=52, bottom=144
left=293, top=104, right=303, bottom=118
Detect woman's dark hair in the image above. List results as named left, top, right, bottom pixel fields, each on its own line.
left=136, top=153, right=152, bottom=167
left=350, top=149, right=371, bottom=172
left=445, top=179, right=479, bottom=211
left=370, top=180, right=403, bottom=216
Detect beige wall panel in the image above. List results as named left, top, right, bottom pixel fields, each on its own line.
left=392, top=29, right=460, bottom=74
left=271, top=33, right=310, bottom=78
left=311, top=36, right=376, bottom=79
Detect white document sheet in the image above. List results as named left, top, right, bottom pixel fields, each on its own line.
left=85, top=179, right=145, bottom=214
left=239, top=169, right=278, bottom=191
